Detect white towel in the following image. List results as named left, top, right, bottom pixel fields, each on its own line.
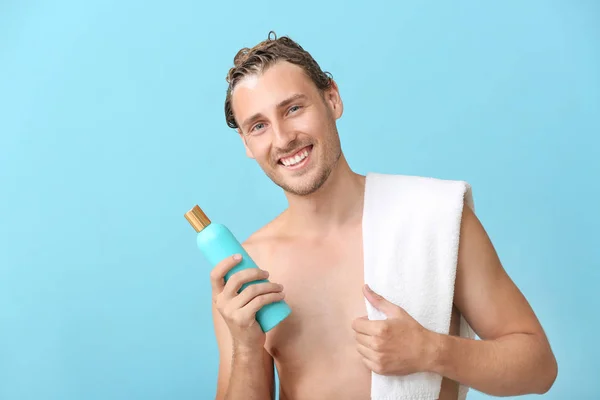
left=362, top=172, right=476, bottom=400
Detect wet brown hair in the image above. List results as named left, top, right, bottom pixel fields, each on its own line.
left=224, top=31, right=333, bottom=129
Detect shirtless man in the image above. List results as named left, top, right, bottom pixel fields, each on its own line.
left=209, top=33, right=558, bottom=399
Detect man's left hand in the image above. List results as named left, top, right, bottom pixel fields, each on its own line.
left=351, top=284, right=437, bottom=376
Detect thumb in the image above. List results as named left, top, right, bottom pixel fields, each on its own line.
left=363, top=284, right=403, bottom=318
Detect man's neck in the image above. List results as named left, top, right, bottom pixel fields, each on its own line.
left=281, top=155, right=365, bottom=238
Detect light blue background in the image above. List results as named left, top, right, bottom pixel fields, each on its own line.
left=1, top=1, right=598, bottom=399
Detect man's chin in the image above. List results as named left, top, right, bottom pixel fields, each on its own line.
left=273, top=169, right=330, bottom=197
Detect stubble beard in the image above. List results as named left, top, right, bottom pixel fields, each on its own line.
left=266, top=135, right=342, bottom=197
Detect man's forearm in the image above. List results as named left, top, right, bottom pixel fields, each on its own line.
left=225, top=347, right=273, bottom=400
left=427, top=332, right=557, bottom=397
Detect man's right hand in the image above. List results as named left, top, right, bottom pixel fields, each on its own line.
left=210, top=254, right=285, bottom=352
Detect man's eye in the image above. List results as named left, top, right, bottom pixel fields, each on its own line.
left=288, top=105, right=301, bottom=114
left=251, top=123, right=265, bottom=132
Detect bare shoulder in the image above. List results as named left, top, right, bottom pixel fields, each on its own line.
left=241, top=212, right=286, bottom=266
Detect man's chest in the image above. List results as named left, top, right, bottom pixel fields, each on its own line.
left=261, top=233, right=368, bottom=354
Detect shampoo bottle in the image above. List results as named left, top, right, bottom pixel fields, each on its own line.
left=185, top=205, right=291, bottom=332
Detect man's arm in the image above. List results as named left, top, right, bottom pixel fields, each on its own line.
left=212, top=302, right=275, bottom=400
left=428, top=203, right=558, bottom=396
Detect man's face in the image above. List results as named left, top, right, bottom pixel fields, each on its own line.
left=230, top=61, right=343, bottom=196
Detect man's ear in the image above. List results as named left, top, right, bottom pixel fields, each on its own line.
left=237, top=129, right=255, bottom=159
left=324, top=80, right=343, bottom=120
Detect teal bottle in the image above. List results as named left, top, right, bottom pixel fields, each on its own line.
left=185, top=205, right=291, bottom=332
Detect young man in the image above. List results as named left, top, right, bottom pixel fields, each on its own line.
left=209, top=33, right=557, bottom=400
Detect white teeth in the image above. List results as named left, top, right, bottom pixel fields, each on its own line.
left=282, top=149, right=309, bottom=167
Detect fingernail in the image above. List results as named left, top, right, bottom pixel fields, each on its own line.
left=366, top=284, right=379, bottom=297
left=233, top=254, right=242, bottom=261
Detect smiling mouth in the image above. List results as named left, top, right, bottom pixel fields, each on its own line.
left=278, top=145, right=313, bottom=168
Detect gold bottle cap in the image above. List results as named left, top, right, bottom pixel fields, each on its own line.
left=184, top=205, right=211, bottom=232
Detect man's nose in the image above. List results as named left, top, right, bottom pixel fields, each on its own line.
left=271, top=119, right=297, bottom=149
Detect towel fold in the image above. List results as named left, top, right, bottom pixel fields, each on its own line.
left=362, top=173, right=476, bottom=400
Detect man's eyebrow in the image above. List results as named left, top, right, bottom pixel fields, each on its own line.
left=276, top=93, right=307, bottom=109
left=240, top=93, right=308, bottom=130
left=241, top=113, right=264, bottom=131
